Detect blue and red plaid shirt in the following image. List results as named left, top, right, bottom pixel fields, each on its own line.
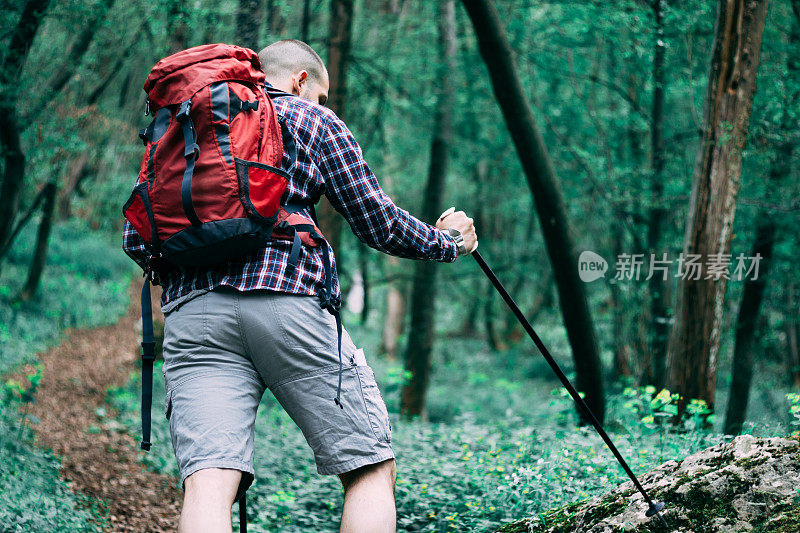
left=123, top=86, right=458, bottom=311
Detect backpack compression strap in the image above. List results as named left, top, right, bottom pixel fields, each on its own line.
left=140, top=279, right=156, bottom=451
left=176, top=99, right=201, bottom=226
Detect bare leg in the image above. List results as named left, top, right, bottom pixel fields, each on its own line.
left=338, top=458, right=397, bottom=533
left=179, top=468, right=242, bottom=533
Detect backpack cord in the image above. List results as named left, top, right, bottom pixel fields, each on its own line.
left=316, top=239, right=344, bottom=408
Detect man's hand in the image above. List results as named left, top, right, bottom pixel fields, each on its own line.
left=435, top=206, right=478, bottom=255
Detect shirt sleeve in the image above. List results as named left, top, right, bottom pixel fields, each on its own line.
left=316, top=114, right=458, bottom=262
left=122, top=218, right=148, bottom=270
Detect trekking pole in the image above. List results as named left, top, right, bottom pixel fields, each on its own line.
left=471, top=251, right=667, bottom=526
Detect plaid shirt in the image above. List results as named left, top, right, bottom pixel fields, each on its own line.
left=122, top=86, right=458, bottom=310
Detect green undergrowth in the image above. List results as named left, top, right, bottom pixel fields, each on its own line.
left=0, top=219, right=133, bottom=374
left=0, top=220, right=134, bottom=531
left=1, top=376, right=109, bottom=532
left=107, top=314, right=753, bottom=533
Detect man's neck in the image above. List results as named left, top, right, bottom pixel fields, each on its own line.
left=265, top=79, right=295, bottom=95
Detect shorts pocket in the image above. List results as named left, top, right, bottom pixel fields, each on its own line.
left=267, top=294, right=337, bottom=352
left=356, top=366, right=392, bottom=444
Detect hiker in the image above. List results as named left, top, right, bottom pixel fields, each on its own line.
left=123, top=39, right=477, bottom=533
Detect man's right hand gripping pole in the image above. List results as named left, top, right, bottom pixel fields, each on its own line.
left=435, top=206, right=478, bottom=257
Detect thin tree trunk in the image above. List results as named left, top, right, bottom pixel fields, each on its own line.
left=724, top=9, right=797, bottom=432
left=359, top=242, right=370, bottom=323
left=267, top=0, right=284, bottom=35
left=786, top=288, right=800, bottom=388
left=301, top=0, right=312, bottom=42
left=167, top=0, right=189, bottom=53
left=236, top=0, right=263, bottom=49
left=461, top=0, right=606, bottom=422
left=46, top=0, right=115, bottom=94
left=610, top=221, right=633, bottom=379
left=380, top=268, right=404, bottom=361
left=624, top=72, right=652, bottom=383
left=666, top=0, right=768, bottom=416
left=485, top=281, right=508, bottom=352
left=87, top=20, right=149, bottom=106
left=646, top=0, right=669, bottom=389
left=0, top=184, right=49, bottom=263
left=400, top=0, right=456, bottom=419
left=463, top=159, right=486, bottom=338
left=19, top=182, right=57, bottom=302
left=723, top=220, right=774, bottom=434
left=0, top=0, right=52, bottom=263
left=58, top=153, right=90, bottom=219
left=316, top=0, right=355, bottom=256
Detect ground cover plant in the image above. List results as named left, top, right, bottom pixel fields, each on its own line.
left=0, top=221, right=133, bottom=531
left=3, top=0, right=799, bottom=530
left=0, top=221, right=132, bottom=374
left=108, top=309, right=789, bottom=532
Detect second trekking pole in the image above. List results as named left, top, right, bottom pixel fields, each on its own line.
left=471, top=250, right=667, bottom=526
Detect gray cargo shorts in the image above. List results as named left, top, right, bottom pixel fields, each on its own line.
left=161, top=286, right=394, bottom=501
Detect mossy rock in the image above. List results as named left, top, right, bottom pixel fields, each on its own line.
left=496, top=435, right=800, bottom=532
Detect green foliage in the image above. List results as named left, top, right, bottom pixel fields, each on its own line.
left=0, top=397, right=106, bottom=532
left=787, top=392, right=800, bottom=437
left=109, top=323, right=732, bottom=533
left=0, top=219, right=134, bottom=374
left=0, top=222, right=133, bottom=530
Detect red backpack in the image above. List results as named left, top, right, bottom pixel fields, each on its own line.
left=123, top=45, right=341, bottom=531
left=123, top=43, right=326, bottom=274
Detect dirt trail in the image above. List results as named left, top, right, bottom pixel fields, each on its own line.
left=12, top=279, right=181, bottom=532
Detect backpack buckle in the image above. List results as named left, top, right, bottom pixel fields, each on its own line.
left=144, top=253, right=164, bottom=285
left=317, top=288, right=341, bottom=313
left=176, top=99, right=192, bottom=122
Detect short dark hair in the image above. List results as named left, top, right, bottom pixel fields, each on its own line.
left=258, top=39, right=327, bottom=85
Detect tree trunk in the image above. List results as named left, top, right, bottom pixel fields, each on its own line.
left=666, top=0, right=768, bottom=416
left=484, top=282, right=509, bottom=352
left=380, top=268, right=405, bottom=361
left=167, top=0, right=189, bottom=53
left=400, top=0, right=456, bottom=419
left=267, top=0, right=284, bottom=35
left=0, top=184, right=49, bottom=263
left=610, top=221, right=633, bottom=379
left=359, top=242, right=370, bottom=323
left=461, top=0, right=606, bottom=422
left=19, top=182, right=57, bottom=302
left=236, top=0, right=263, bottom=49
left=722, top=219, right=774, bottom=434
left=46, top=0, right=115, bottom=95
left=646, top=0, right=670, bottom=389
left=0, top=0, right=52, bottom=262
left=87, top=22, right=147, bottom=106
left=300, top=0, right=312, bottom=42
left=725, top=10, right=799, bottom=431
left=786, top=288, right=800, bottom=388
left=316, top=0, right=355, bottom=257
left=58, top=153, right=90, bottom=219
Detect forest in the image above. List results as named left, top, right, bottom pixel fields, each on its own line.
left=1, top=0, right=799, bottom=531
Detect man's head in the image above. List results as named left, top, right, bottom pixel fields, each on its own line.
left=258, top=40, right=329, bottom=106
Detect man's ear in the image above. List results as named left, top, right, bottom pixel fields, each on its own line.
left=291, top=70, right=309, bottom=96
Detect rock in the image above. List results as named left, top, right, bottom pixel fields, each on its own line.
left=496, top=435, right=800, bottom=533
